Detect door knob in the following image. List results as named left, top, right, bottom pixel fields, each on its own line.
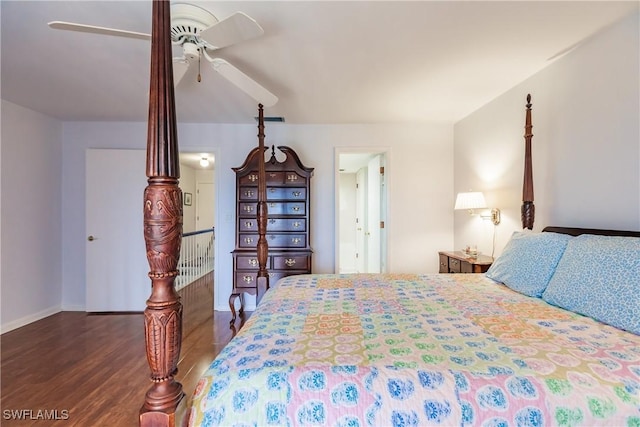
left=87, top=235, right=96, bottom=241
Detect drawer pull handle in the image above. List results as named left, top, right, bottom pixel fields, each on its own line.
left=248, top=259, right=258, bottom=267
left=269, top=202, right=276, bottom=208
left=269, top=188, right=275, bottom=193
left=248, top=174, right=258, bottom=182
left=292, top=206, right=300, bottom=212
left=293, top=221, right=301, bottom=228
left=244, top=190, right=255, bottom=197
left=268, top=273, right=275, bottom=278
left=244, top=237, right=254, bottom=244
left=285, top=258, right=296, bottom=267
left=269, top=173, right=277, bottom=178
left=269, top=218, right=276, bottom=224
left=243, top=275, right=253, bottom=283
left=292, top=191, right=301, bottom=197
left=287, top=174, right=298, bottom=181
left=291, top=238, right=301, bottom=244
left=243, top=205, right=254, bottom=213
left=245, top=221, right=254, bottom=228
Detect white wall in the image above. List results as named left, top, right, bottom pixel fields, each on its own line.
left=454, top=12, right=640, bottom=257
left=1, top=100, right=63, bottom=332
left=179, top=162, right=197, bottom=233
left=60, top=121, right=453, bottom=311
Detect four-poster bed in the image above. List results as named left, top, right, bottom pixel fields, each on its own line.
left=140, top=2, right=639, bottom=426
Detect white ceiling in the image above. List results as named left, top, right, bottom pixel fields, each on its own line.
left=1, top=1, right=638, bottom=124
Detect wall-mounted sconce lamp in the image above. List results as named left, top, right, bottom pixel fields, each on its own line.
left=454, top=191, right=501, bottom=225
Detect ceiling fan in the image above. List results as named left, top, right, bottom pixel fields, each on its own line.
left=48, top=2, right=278, bottom=107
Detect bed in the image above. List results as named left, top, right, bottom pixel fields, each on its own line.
left=139, top=2, right=640, bottom=426
left=188, top=265, right=640, bottom=426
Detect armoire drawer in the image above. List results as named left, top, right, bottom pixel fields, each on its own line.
left=273, top=255, right=310, bottom=270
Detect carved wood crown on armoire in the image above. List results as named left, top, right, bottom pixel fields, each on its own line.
left=231, top=145, right=314, bottom=303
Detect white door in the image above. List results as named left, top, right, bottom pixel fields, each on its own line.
left=366, top=155, right=381, bottom=273
left=86, top=149, right=148, bottom=311
left=355, top=168, right=367, bottom=273
left=196, top=182, right=215, bottom=230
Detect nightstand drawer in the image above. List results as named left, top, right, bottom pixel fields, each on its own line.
left=448, top=258, right=461, bottom=273
left=438, top=251, right=493, bottom=274
left=439, top=254, right=449, bottom=273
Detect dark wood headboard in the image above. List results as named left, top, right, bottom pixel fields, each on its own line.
left=543, top=226, right=640, bottom=238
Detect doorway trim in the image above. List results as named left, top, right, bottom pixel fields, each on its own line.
left=334, top=147, right=391, bottom=273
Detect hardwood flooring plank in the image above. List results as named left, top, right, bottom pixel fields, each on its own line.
left=1, top=276, right=242, bottom=426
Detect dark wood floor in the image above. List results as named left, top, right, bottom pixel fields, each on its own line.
left=0, top=274, right=247, bottom=426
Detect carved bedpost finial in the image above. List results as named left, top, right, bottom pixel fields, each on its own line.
left=522, top=94, right=535, bottom=230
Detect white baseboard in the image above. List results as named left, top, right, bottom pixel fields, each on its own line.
left=1, top=305, right=62, bottom=334
left=61, top=304, right=85, bottom=311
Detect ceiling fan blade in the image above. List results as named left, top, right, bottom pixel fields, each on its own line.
left=209, top=58, right=278, bottom=107
left=199, top=12, right=264, bottom=50
left=48, top=21, right=150, bottom=41
left=173, top=58, right=191, bottom=87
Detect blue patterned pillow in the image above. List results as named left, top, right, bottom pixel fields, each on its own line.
left=542, top=234, right=640, bottom=335
left=485, top=231, right=572, bottom=297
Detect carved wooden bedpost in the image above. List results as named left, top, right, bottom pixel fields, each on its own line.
left=256, top=104, right=270, bottom=300
left=140, top=1, right=185, bottom=426
left=522, top=94, right=535, bottom=230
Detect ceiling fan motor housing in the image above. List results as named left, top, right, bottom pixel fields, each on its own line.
left=170, top=2, right=218, bottom=50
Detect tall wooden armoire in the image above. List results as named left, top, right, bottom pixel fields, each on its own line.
left=229, top=145, right=313, bottom=320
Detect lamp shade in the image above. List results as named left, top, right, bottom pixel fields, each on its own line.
left=454, top=191, right=487, bottom=210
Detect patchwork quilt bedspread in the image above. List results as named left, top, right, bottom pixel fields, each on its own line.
left=189, top=273, right=640, bottom=426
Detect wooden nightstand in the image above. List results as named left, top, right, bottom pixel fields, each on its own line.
left=438, top=251, right=493, bottom=273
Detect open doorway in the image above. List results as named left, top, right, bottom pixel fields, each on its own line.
left=335, top=149, right=389, bottom=273
left=177, top=152, right=216, bottom=334
left=179, top=152, right=215, bottom=233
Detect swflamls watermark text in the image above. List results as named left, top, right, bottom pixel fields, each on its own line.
left=3, top=409, right=69, bottom=421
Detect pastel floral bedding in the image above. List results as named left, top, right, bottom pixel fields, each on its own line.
left=189, top=273, right=640, bottom=426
